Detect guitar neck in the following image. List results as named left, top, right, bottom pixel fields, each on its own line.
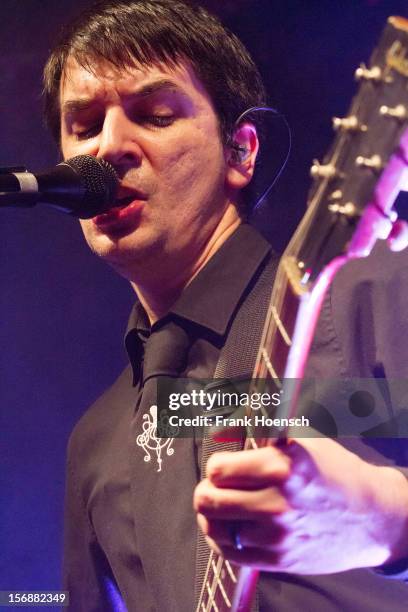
left=196, top=14, right=408, bottom=612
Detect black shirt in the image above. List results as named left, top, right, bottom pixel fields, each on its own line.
left=63, top=225, right=408, bottom=611
left=63, top=224, right=272, bottom=611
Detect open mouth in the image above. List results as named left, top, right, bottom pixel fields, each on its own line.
left=112, top=195, right=138, bottom=209
left=93, top=192, right=146, bottom=227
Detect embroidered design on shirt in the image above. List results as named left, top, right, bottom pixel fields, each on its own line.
left=136, top=405, right=176, bottom=472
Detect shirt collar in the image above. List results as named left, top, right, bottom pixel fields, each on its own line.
left=169, top=223, right=271, bottom=335
left=124, top=223, right=272, bottom=379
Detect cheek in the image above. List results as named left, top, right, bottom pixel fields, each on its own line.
left=61, top=139, right=95, bottom=161
left=155, top=131, right=226, bottom=207
left=60, top=129, right=76, bottom=159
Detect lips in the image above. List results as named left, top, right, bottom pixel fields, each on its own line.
left=92, top=186, right=147, bottom=229
left=115, top=185, right=148, bottom=206
left=114, top=195, right=139, bottom=208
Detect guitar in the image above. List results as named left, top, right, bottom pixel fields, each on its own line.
left=196, top=15, right=408, bottom=612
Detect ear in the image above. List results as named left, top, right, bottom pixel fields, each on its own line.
left=225, top=122, right=259, bottom=191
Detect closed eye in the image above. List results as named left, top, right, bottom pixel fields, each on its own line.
left=137, top=115, right=175, bottom=128
left=73, top=115, right=174, bottom=140
left=74, top=124, right=102, bottom=141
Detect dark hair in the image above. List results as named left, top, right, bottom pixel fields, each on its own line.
left=43, top=0, right=266, bottom=145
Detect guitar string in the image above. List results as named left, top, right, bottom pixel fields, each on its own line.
left=212, top=558, right=233, bottom=608
left=205, top=559, right=235, bottom=612
left=205, top=580, right=219, bottom=612
left=203, top=553, right=234, bottom=611
left=207, top=555, right=222, bottom=612
left=209, top=556, right=232, bottom=609
left=199, top=545, right=214, bottom=611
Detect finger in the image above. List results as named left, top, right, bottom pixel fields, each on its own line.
left=197, top=513, right=287, bottom=549
left=204, top=537, right=289, bottom=571
left=196, top=512, right=209, bottom=536
left=194, top=479, right=289, bottom=520
left=206, top=446, right=291, bottom=489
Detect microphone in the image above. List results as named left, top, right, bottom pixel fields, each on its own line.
left=0, top=155, right=119, bottom=219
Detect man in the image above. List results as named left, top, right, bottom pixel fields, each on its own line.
left=43, top=1, right=408, bottom=609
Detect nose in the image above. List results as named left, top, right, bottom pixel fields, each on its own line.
left=97, top=107, right=142, bottom=170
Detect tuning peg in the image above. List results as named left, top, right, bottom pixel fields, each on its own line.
left=328, top=190, right=343, bottom=201
left=332, top=115, right=367, bottom=132
left=310, top=159, right=337, bottom=179
left=328, top=202, right=358, bottom=218
left=355, top=154, right=383, bottom=171
left=355, top=63, right=382, bottom=82
left=380, top=104, right=407, bottom=121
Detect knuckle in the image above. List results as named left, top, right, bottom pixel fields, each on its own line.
left=265, top=459, right=291, bottom=481
left=265, top=445, right=291, bottom=470
left=261, top=491, right=290, bottom=516
left=206, top=451, right=230, bottom=478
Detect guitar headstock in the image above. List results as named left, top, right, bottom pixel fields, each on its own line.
left=291, top=16, right=408, bottom=284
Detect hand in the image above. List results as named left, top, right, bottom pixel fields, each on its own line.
left=193, top=438, right=408, bottom=574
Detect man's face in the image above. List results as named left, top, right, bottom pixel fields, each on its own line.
left=60, top=57, right=233, bottom=281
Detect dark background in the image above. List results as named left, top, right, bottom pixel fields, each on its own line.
left=0, top=0, right=407, bottom=597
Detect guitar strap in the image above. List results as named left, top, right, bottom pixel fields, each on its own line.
left=194, top=251, right=278, bottom=611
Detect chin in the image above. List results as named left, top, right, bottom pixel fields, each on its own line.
left=85, top=229, right=164, bottom=276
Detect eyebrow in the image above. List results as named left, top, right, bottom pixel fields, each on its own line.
left=61, top=78, right=186, bottom=115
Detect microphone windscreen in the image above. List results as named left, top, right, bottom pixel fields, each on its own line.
left=62, top=155, right=119, bottom=218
